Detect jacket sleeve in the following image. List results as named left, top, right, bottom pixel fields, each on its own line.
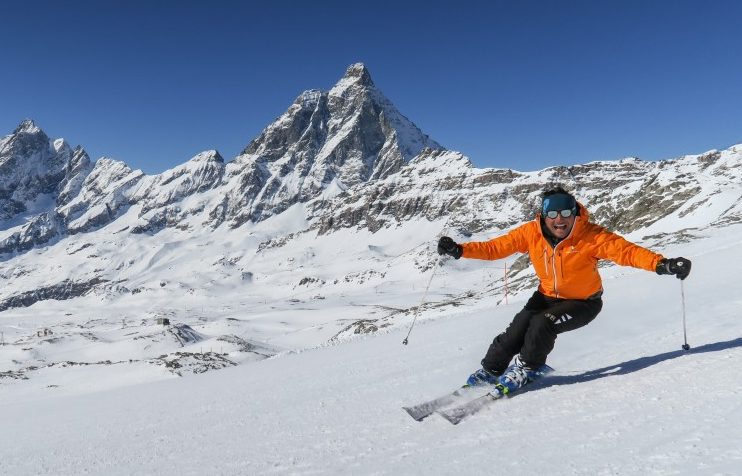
left=592, top=226, right=664, bottom=272
left=460, top=222, right=530, bottom=261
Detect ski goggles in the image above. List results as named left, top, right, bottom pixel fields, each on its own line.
left=542, top=193, right=577, bottom=219
left=545, top=209, right=575, bottom=219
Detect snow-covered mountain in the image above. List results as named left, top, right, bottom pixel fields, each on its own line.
left=3, top=64, right=741, bottom=258
left=1, top=63, right=741, bottom=419
left=221, top=63, right=441, bottom=226
left=0, top=64, right=439, bottom=253
left=0, top=120, right=92, bottom=253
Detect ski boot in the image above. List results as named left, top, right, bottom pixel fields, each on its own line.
left=493, top=356, right=539, bottom=395
left=466, top=367, right=502, bottom=387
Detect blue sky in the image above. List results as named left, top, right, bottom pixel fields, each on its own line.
left=1, top=0, right=741, bottom=174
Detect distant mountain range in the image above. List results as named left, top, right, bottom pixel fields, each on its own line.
left=0, top=63, right=441, bottom=257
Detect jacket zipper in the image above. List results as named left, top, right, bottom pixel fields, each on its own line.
left=537, top=214, right=579, bottom=298
left=550, top=222, right=577, bottom=297
left=552, top=243, right=561, bottom=297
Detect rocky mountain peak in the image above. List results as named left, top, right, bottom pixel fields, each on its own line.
left=13, top=119, right=41, bottom=135
left=329, top=63, right=377, bottom=99
left=0, top=121, right=95, bottom=251
left=220, top=64, right=441, bottom=226
left=1, top=120, right=49, bottom=159
left=190, top=150, right=224, bottom=164
left=342, top=63, right=374, bottom=86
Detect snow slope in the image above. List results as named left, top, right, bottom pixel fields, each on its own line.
left=1, top=222, right=740, bottom=475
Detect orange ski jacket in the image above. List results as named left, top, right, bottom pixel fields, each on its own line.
left=460, top=204, right=664, bottom=300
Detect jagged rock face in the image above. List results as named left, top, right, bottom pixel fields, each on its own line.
left=58, top=158, right=141, bottom=234
left=63, top=150, right=227, bottom=236
left=308, top=148, right=742, bottom=238
left=58, top=146, right=95, bottom=207
left=0, top=277, right=108, bottom=312
left=219, top=63, right=441, bottom=226
left=0, top=121, right=94, bottom=253
left=0, top=130, right=228, bottom=250
left=309, top=149, right=488, bottom=234
left=0, top=121, right=90, bottom=222
left=134, top=150, right=226, bottom=216
left=0, top=211, right=64, bottom=254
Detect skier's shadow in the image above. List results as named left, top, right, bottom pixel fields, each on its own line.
left=538, top=337, right=742, bottom=389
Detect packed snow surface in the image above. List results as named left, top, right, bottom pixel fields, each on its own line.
left=1, top=220, right=740, bottom=475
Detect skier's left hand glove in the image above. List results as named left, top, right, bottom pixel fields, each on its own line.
left=656, top=257, right=691, bottom=280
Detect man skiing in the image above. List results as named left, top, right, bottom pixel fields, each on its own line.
left=437, top=186, right=691, bottom=395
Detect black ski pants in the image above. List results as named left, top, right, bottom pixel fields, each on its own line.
left=481, top=290, right=603, bottom=372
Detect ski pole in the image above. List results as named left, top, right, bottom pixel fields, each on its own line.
left=402, top=255, right=446, bottom=345
left=680, top=279, right=690, bottom=351
left=402, top=206, right=461, bottom=346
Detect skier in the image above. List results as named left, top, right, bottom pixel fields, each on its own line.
left=437, top=186, right=691, bottom=394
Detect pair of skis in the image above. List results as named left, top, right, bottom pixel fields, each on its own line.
left=403, top=365, right=554, bottom=425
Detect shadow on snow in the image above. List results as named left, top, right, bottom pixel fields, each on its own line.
left=539, top=337, right=742, bottom=389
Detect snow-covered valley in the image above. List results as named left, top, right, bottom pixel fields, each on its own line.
left=1, top=219, right=740, bottom=475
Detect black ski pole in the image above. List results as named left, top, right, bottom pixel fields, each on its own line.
left=680, top=279, right=690, bottom=351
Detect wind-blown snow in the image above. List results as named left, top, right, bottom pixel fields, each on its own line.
left=0, top=219, right=740, bottom=474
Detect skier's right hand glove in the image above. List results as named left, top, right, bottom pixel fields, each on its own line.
left=656, top=257, right=691, bottom=280
left=437, top=236, right=463, bottom=259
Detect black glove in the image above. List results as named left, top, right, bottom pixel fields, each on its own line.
left=437, top=236, right=463, bottom=259
left=656, top=257, right=691, bottom=280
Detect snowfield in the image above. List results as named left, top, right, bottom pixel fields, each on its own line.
left=1, top=222, right=741, bottom=475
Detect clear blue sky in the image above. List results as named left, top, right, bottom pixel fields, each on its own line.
left=2, top=0, right=741, bottom=174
